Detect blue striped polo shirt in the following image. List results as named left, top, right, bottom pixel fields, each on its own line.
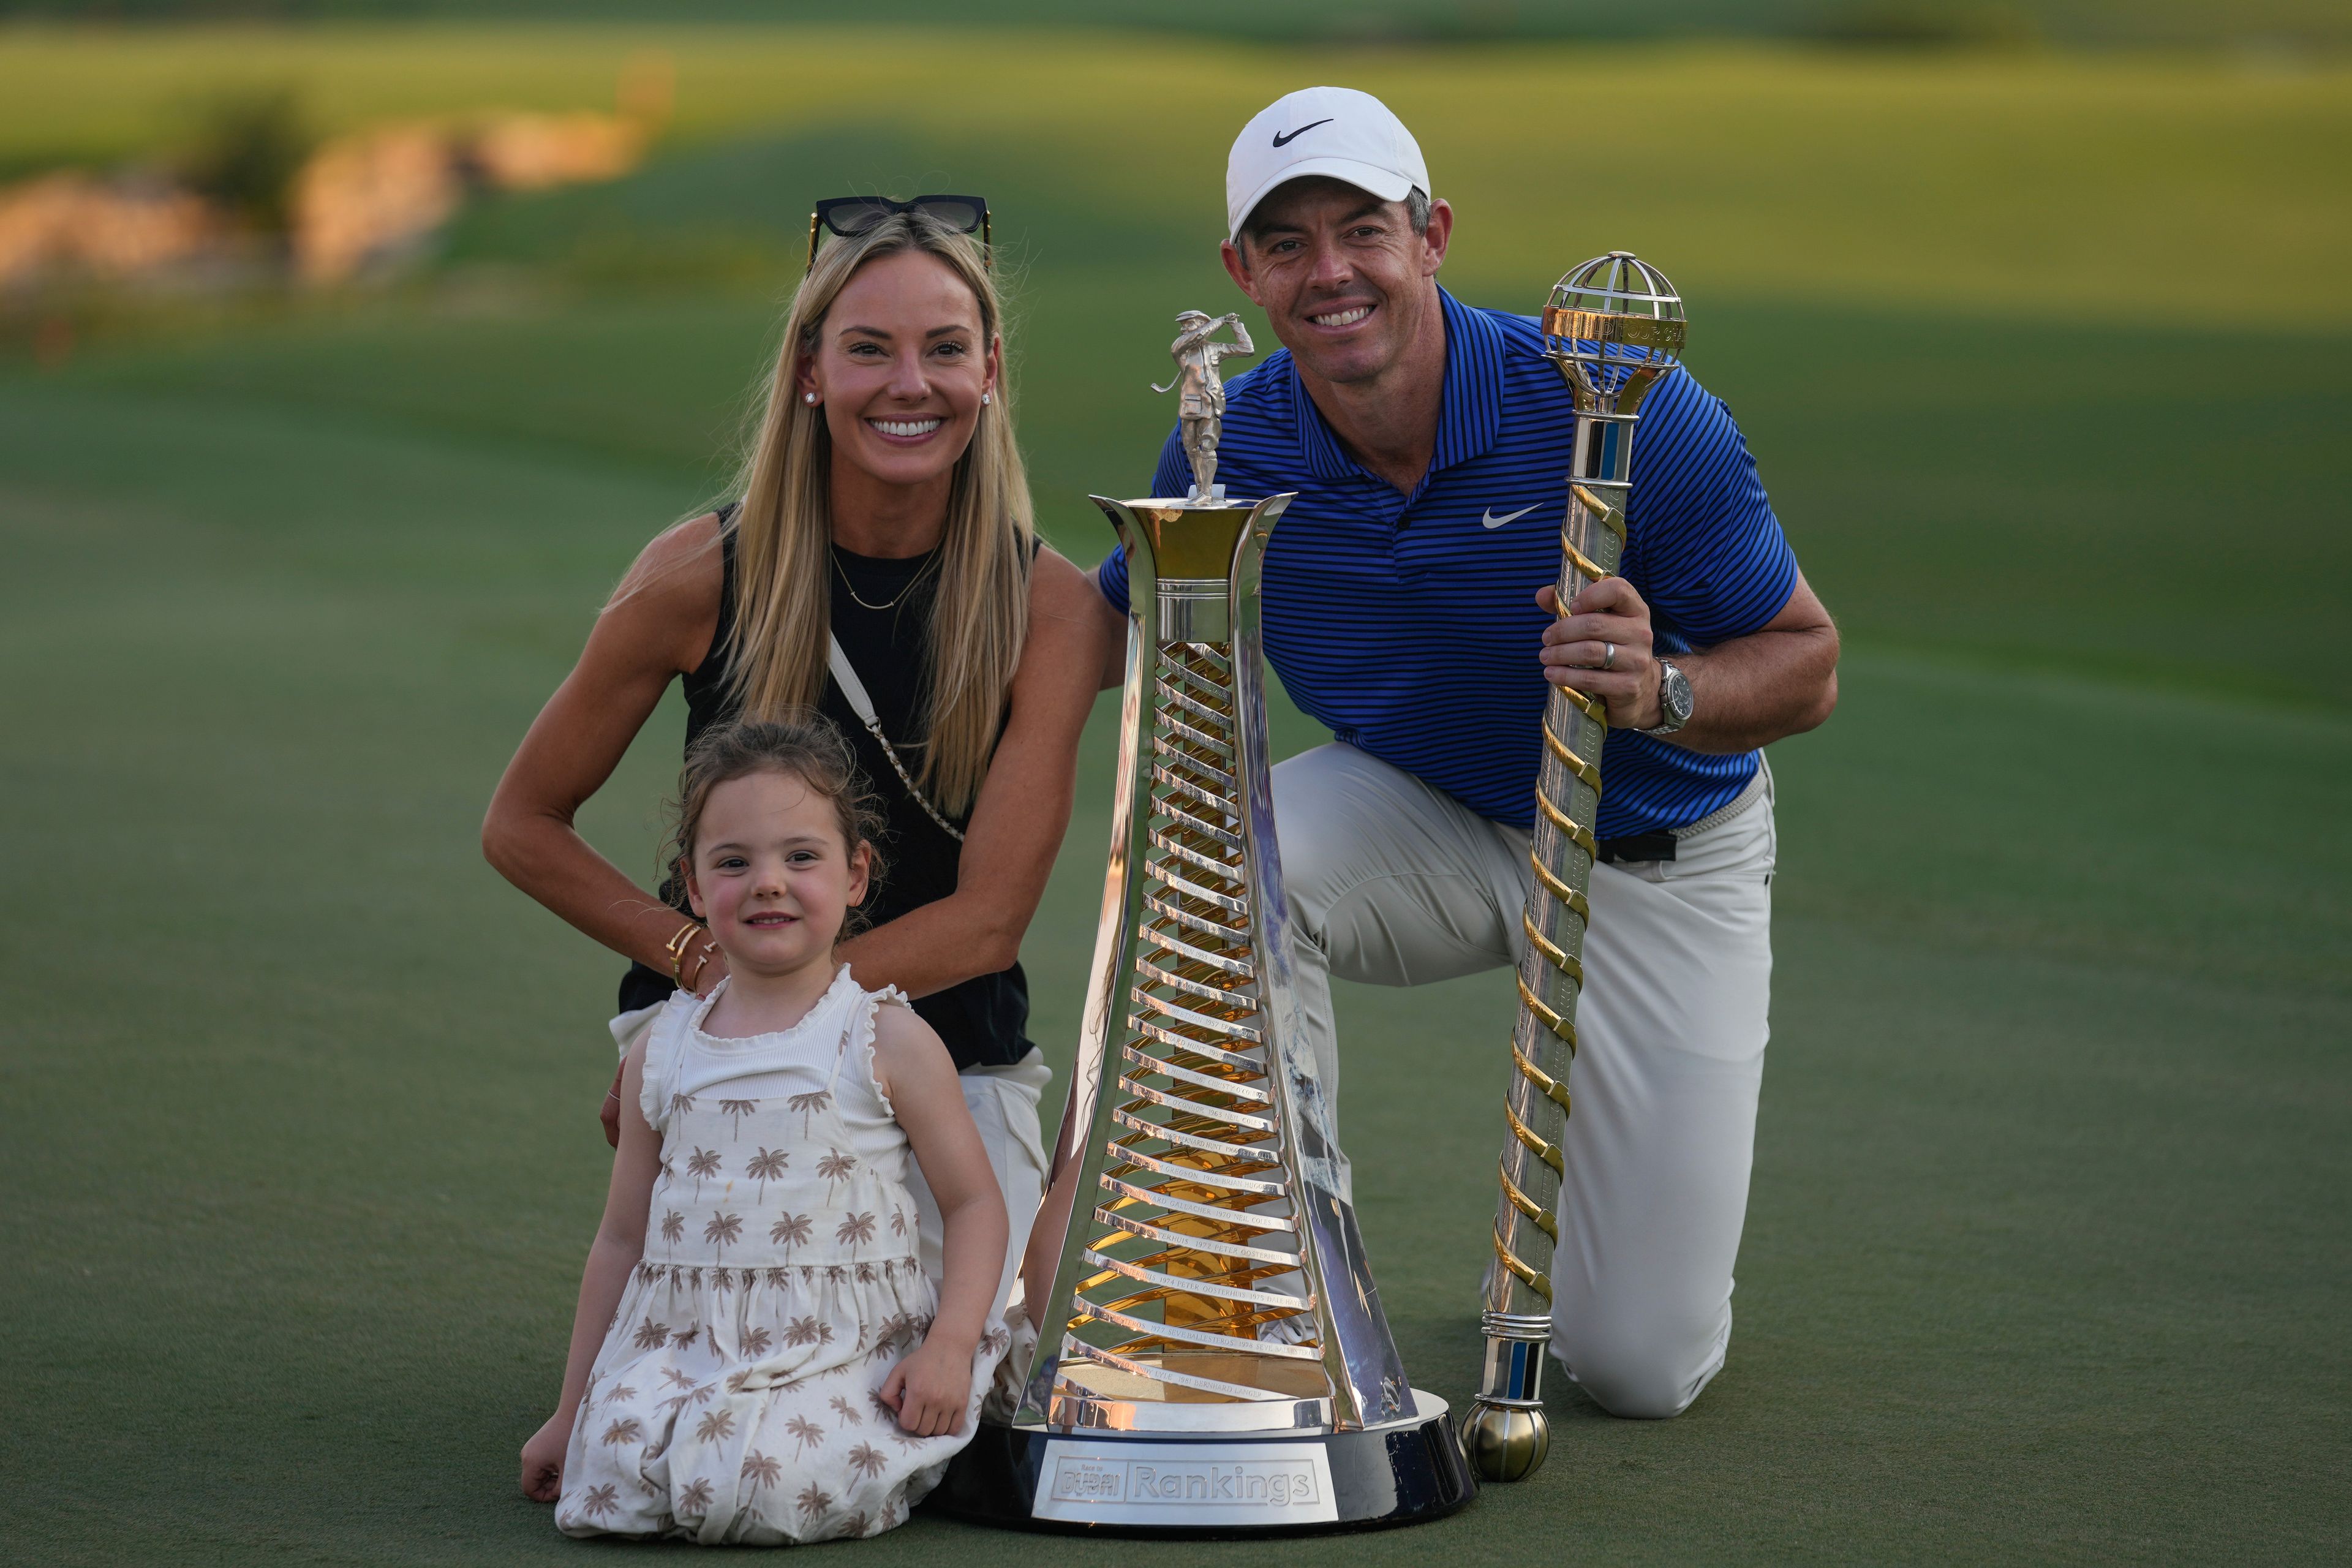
left=1095, top=287, right=1798, bottom=837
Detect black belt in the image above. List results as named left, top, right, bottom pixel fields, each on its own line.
left=1594, top=831, right=1677, bottom=865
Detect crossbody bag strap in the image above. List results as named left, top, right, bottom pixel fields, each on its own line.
left=827, top=633, right=967, bottom=844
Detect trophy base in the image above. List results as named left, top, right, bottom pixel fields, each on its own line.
left=924, top=1390, right=1475, bottom=1535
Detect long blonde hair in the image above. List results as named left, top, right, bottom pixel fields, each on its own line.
left=723, top=212, right=1033, bottom=818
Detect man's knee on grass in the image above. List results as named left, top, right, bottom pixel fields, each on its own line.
left=1555, top=1317, right=1725, bottom=1421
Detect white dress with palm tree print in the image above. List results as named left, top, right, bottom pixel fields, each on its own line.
left=554, top=970, right=1014, bottom=1544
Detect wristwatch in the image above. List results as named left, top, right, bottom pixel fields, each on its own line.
left=1642, top=658, right=1694, bottom=736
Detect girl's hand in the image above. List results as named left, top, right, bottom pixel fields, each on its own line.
left=877, top=1338, right=975, bottom=1438
left=519, top=1411, right=570, bottom=1502
left=868, top=1004, right=1004, bottom=1439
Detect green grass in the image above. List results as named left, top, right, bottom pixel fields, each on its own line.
left=45, top=277, right=2352, bottom=711
left=4, top=347, right=2346, bottom=1566
left=1, top=23, right=2348, bottom=1566
left=4, top=28, right=2349, bottom=322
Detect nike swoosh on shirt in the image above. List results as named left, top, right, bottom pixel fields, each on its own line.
left=1272, top=119, right=1334, bottom=148
left=1482, top=505, right=1539, bottom=529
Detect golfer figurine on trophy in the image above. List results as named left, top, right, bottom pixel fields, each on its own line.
left=1152, top=310, right=1254, bottom=501
left=930, top=316, right=1475, bottom=1533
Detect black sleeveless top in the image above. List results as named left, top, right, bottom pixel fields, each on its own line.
left=616, top=508, right=1036, bottom=1070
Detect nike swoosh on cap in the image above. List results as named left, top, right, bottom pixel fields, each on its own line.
left=1482, top=504, right=1539, bottom=529
left=1272, top=118, right=1334, bottom=148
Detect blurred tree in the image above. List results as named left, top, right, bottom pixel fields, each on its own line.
left=173, top=88, right=313, bottom=236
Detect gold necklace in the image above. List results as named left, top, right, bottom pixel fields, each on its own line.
left=831, top=546, right=939, bottom=612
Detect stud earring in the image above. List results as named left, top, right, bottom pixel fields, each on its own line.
left=804, top=392, right=818, bottom=405
left=981, top=391, right=992, bottom=405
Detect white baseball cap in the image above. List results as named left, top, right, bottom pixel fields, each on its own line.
left=1226, top=86, right=1430, bottom=243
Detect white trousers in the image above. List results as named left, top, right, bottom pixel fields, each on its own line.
left=609, top=1008, right=1049, bottom=1326
left=1275, top=742, right=1776, bottom=1420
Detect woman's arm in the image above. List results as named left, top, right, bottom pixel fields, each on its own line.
left=483, top=514, right=730, bottom=987
left=872, top=1004, right=1009, bottom=1436
left=835, top=545, right=1112, bottom=998
left=519, top=1036, right=663, bottom=1500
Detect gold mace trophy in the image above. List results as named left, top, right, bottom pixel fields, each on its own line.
left=932, top=312, right=1476, bottom=1532
left=1461, top=252, right=1689, bottom=1482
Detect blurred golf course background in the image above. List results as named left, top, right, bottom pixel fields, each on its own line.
left=2, top=13, right=2346, bottom=1565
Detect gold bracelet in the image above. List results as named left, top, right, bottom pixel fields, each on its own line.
left=681, top=938, right=715, bottom=993
left=663, top=921, right=703, bottom=983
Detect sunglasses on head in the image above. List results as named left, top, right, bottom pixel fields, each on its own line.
left=806, top=194, right=991, bottom=271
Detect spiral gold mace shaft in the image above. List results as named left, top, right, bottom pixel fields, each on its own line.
left=1463, top=253, right=1687, bottom=1483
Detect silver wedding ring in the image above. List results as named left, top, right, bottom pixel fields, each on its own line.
left=1603, top=641, right=1617, bottom=671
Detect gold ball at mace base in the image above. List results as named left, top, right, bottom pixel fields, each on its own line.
left=1461, top=1400, right=1550, bottom=1482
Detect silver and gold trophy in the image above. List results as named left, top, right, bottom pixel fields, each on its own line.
left=1462, top=253, right=1688, bottom=1482
left=934, top=313, right=1475, bottom=1532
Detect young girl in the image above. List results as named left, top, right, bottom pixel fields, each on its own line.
left=519, top=718, right=1012, bottom=1543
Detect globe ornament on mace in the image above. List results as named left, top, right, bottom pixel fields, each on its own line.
left=932, top=311, right=1475, bottom=1532
left=1461, top=252, right=1689, bottom=1483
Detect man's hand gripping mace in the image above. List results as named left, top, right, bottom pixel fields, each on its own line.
left=1462, top=253, right=1689, bottom=1482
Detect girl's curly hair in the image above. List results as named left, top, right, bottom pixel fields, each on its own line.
left=663, top=715, right=888, bottom=939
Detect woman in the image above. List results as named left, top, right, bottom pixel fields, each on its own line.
left=483, top=203, right=1107, bottom=1310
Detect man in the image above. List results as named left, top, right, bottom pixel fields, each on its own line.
left=1088, top=86, right=1839, bottom=1419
